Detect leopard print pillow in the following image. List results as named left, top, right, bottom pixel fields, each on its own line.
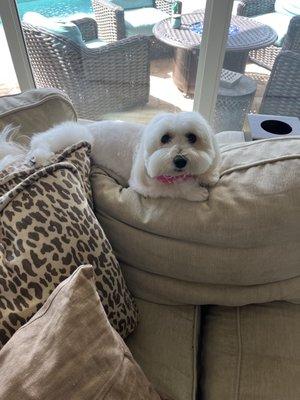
left=0, top=142, right=138, bottom=347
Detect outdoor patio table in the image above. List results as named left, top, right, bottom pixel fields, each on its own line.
left=153, top=11, right=277, bottom=95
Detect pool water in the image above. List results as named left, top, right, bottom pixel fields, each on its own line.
left=17, top=0, right=93, bottom=20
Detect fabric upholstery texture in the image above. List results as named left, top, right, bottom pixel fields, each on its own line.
left=199, top=302, right=300, bottom=400
left=253, top=12, right=292, bottom=46
left=125, top=8, right=170, bottom=36
left=275, top=0, right=300, bottom=16
left=127, top=299, right=200, bottom=400
left=0, top=142, right=137, bottom=347
left=0, top=265, right=160, bottom=400
left=85, top=38, right=107, bottom=49
left=0, top=88, right=77, bottom=143
left=91, top=137, right=300, bottom=306
left=22, top=12, right=83, bottom=44
left=112, top=0, right=154, bottom=10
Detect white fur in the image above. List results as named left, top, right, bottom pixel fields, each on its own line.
left=129, top=112, right=220, bottom=201
left=0, top=112, right=220, bottom=201
left=27, top=122, right=95, bottom=164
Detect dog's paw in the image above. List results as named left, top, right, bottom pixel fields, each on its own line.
left=200, top=171, right=220, bottom=187
left=186, top=187, right=209, bottom=202
left=207, top=172, right=220, bottom=186
left=26, top=148, right=55, bottom=167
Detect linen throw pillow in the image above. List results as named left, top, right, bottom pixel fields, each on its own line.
left=0, top=142, right=138, bottom=347
left=0, top=265, right=161, bottom=400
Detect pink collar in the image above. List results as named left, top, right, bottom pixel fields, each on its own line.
left=155, top=174, right=194, bottom=184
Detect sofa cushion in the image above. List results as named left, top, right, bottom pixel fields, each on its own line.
left=22, top=12, right=83, bottom=44
left=0, top=88, right=77, bottom=143
left=127, top=299, right=200, bottom=400
left=253, top=12, right=292, bottom=46
left=85, top=38, right=107, bottom=49
left=0, top=265, right=160, bottom=400
left=199, top=303, right=300, bottom=400
left=91, top=137, right=300, bottom=306
left=275, top=0, right=300, bottom=17
left=125, top=8, right=169, bottom=36
left=113, top=0, right=153, bottom=10
left=0, top=142, right=138, bottom=348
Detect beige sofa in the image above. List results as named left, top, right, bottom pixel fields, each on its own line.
left=0, top=88, right=299, bottom=400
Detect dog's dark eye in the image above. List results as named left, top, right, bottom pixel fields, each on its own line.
left=161, top=133, right=172, bottom=144
left=186, top=133, right=197, bottom=144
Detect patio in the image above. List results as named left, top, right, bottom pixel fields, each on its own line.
left=0, top=14, right=270, bottom=125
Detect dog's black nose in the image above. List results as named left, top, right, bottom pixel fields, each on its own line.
left=173, top=155, right=187, bottom=169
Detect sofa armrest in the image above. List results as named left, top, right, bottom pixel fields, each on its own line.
left=236, top=0, right=275, bottom=17
left=71, top=17, right=98, bottom=41
left=92, top=0, right=125, bottom=42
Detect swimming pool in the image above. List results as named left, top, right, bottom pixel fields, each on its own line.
left=17, top=0, right=93, bottom=20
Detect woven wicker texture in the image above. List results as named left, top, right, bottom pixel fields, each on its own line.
left=237, top=0, right=275, bottom=18
left=260, top=50, right=300, bottom=118
left=237, top=2, right=300, bottom=70
left=71, top=17, right=99, bottom=41
left=249, top=45, right=280, bottom=70
left=22, top=18, right=150, bottom=120
left=153, top=11, right=277, bottom=51
left=282, top=16, right=300, bottom=53
left=214, top=74, right=257, bottom=132
left=92, top=0, right=173, bottom=59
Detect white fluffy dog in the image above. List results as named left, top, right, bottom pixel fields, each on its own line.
left=128, top=112, right=220, bottom=201
left=1, top=112, right=220, bottom=201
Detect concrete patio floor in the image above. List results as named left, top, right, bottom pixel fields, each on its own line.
left=102, top=59, right=270, bottom=124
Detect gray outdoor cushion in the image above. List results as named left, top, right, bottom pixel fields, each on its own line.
left=275, top=0, right=300, bottom=17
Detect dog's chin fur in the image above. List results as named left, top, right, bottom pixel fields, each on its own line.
left=129, top=112, right=220, bottom=202
left=0, top=112, right=220, bottom=202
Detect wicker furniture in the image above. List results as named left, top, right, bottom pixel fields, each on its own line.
left=22, top=17, right=150, bottom=120
left=91, top=0, right=173, bottom=59
left=283, top=16, right=300, bottom=53
left=153, top=11, right=277, bottom=95
left=237, top=1, right=300, bottom=69
left=214, top=73, right=257, bottom=132
left=260, top=50, right=300, bottom=118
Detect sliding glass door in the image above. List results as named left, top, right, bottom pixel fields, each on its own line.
left=3, top=0, right=294, bottom=134
left=0, top=16, right=20, bottom=96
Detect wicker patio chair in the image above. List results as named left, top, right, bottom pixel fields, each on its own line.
left=259, top=50, right=300, bottom=118
left=282, top=16, right=300, bottom=52
left=91, top=0, right=173, bottom=59
left=22, top=17, right=150, bottom=120
left=237, top=0, right=300, bottom=70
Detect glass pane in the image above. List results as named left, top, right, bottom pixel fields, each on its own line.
left=15, top=0, right=208, bottom=123
left=0, top=16, right=20, bottom=96
left=211, top=2, right=299, bottom=140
